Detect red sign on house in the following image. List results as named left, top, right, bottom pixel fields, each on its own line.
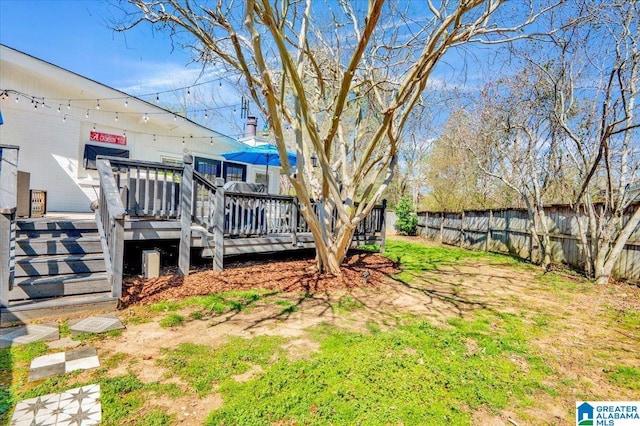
left=90, top=131, right=127, bottom=146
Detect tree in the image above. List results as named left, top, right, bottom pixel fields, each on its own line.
left=541, top=1, right=640, bottom=283
left=117, top=0, right=549, bottom=274
left=394, top=196, right=418, bottom=236
left=462, top=69, right=572, bottom=270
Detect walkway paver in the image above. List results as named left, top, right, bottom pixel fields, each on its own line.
left=29, top=347, right=100, bottom=382
left=11, top=384, right=101, bottom=425
left=0, top=323, right=59, bottom=349
left=68, top=314, right=124, bottom=335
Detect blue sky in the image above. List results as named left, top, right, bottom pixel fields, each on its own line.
left=0, top=0, right=198, bottom=92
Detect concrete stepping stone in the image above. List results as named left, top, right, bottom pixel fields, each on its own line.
left=29, top=347, right=100, bottom=382
left=11, top=383, right=101, bottom=425
left=0, top=323, right=59, bottom=349
left=68, top=313, right=124, bottom=335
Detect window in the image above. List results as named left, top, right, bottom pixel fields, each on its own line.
left=254, top=172, right=268, bottom=186
left=195, top=157, right=221, bottom=181
left=223, top=162, right=247, bottom=182
left=160, top=156, right=182, bottom=166
left=83, top=144, right=129, bottom=170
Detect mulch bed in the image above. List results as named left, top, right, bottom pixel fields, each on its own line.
left=121, top=251, right=399, bottom=307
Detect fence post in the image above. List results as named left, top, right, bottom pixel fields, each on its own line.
left=460, top=211, right=465, bottom=247
left=213, top=178, right=225, bottom=272
left=179, top=153, right=193, bottom=276
left=485, top=209, right=493, bottom=253
left=440, top=212, right=444, bottom=244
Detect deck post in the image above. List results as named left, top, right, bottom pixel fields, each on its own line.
left=213, top=178, right=225, bottom=272
left=380, top=199, right=387, bottom=253
left=111, top=219, right=124, bottom=299
left=290, top=199, right=298, bottom=246
left=0, top=146, right=19, bottom=306
left=179, top=153, right=194, bottom=276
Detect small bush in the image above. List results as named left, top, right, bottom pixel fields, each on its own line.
left=394, top=196, right=418, bottom=236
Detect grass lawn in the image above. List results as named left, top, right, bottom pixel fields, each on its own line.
left=1, top=238, right=638, bottom=425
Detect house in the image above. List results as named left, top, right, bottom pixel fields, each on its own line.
left=0, top=44, right=282, bottom=215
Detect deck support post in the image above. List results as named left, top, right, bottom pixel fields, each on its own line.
left=380, top=199, right=387, bottom=253
left=111, top=219, right=124, bottom=298
left=290, top=200, right=298, bottom=246
left=179, top=153, right=194, bottom=276
left=213, top=178, right=225, bottom=272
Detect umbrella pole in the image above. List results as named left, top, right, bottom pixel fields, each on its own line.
left=266, top=154, right=270, bottom=193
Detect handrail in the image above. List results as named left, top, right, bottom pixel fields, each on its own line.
left=96, top=158, right=126, bottom=299
left=101, top=156, right=184, bottom=172
left=0, top=145, right=19, bottom=307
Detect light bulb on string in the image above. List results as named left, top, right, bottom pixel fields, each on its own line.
left=63, top=114, right=67, bottom=122
left=124, top=98, right=129, bottom=107
left=204, top=110, right=209, bottom=119
left=15, top=96, right=19, bottom=103
left=96, top=100, right=100, bottom=110
left=233, top=106, right=236, bottom=114
left=67, top=100, right=71, bottom=110
left=93, top=124, right=96, bottom=131
left=85, top=110, right=89, bottom=118
left=219, top=81, right=222, bottom=87
left=182, top=137, right=185, bottom=146
left=153, top=134, right=156, bottom=142
left=210, top=137, right=213, bottom=145
left=156, top=94, right=160, bottom=103
left=57, top=104, right=61, bottom=113
left=187, top=88, right=191, bottom=97
left=115, top=112, right=119, bottom=122
left=174, top=114, right=177, bottom=121
left=123, top=130, right=127, bottom=137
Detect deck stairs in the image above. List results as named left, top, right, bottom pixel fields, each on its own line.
left=1, top=218, right=118, bottom=325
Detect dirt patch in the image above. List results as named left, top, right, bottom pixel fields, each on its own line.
left=121, top=251, right=398, bottom=306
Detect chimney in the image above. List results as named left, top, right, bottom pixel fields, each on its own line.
left=246, top=116, right=258, bottom=137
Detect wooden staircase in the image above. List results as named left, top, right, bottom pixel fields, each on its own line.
left=1, top=219, right=118, bottom=325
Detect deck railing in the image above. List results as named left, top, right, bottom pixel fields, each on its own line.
left=95, top=159, right=126, bottom=299
left=0, top=145, right=19, bottom=307
left=96, top=156, right=386, bottom=276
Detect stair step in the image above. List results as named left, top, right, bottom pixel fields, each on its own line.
left=9, top=273, right=110, bottom=301
left=16, top=220, right=99, bottom=238
left=15, top=237, right=103, bottom=256
left=1, top=293, right=119, bottom=326
left=15, top=254, right=106, bottom=278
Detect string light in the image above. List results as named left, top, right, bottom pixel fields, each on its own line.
left=96, top=100, right=100, bottom=110
left=63, top=114, right=67, bottom=122
left=210, top=137, right=213, bottom=145
left=85, top=109, right=90, bottom=118
left=67, top=100, right=71, bottom=110
left=15, top=96, right=19, bottom=103
left=187, top=88, right=191, bottom=97
left=115, top=112, right=119, bottom=122
left=143, top=113, right=149, bottom=122
left=205, top=110, right=208, bottom=119
left=156, top=93, right=160, bottom=103
left=93, top=124, right=96, bottom=131
left=57, top=104, right=61, bottom=113
left=182, top=136, right=185, bottom=146
left=125, top=98, right=129, bottom=107
left=153, top=134, right=156, bottom=142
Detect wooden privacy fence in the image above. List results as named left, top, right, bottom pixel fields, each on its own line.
left=418, top=206, right=640, bottom=280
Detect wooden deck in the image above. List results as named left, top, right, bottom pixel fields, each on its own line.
left=0, top=149, right=385, bottom=325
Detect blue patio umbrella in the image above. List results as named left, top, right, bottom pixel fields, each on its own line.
left=221, top=144, right=297, bottom=185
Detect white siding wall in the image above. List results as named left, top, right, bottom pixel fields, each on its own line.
left=0, top=47, right=265, bottom=211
